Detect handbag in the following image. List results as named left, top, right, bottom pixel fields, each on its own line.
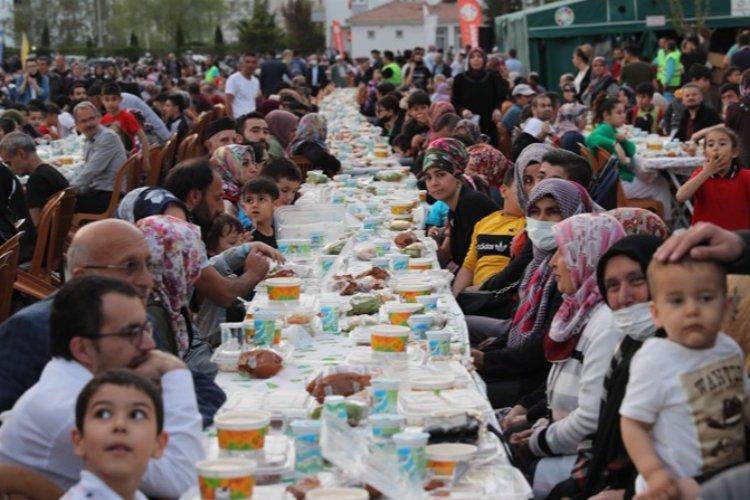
left=456, top=290, right=515, bottom=319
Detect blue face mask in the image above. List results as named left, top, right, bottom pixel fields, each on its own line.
left=525, top=218, right=557, bottom=251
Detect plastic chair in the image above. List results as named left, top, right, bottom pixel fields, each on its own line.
left=0, top=464, right=62, bottom=500
left=71, top=155, right=140, bottom=229
left=0, top=231, right=23, bottom=322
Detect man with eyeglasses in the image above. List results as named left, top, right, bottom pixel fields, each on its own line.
left=0, top=275, right=203, bottom=497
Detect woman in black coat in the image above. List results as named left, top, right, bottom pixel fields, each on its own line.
left=451, top=48, right=509, bottom=147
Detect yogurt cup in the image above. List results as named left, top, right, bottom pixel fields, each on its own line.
left=396, top=282, right=432, bottom=303
left=416, top=294, right=439, bottom=312
left=323, top=395, right=348, bottom=421
left=252, top=311, right=277, bottom=347
left=426, top=330, right=452, bottom=359
left=374, top=239, right=392, bottom=257
left=426, top=443, right=477, bottom=478
left=370, top=378, right=399, bottom=414
left=370, top=324, right=411, bottom=353
left=393, top=431, right=430, bottom=482
left=265, top=277, right=301, bottom=302
left=387, top=253, right=409, bottom=273
left=390, top=200, right=413, bottom=216
left=197, top=458, right=256, bottom=500
left=319, top=255, right=337, bottom=274
left=407, top=314, right=435, bottom=339
left=370, top=414, right=404, bottom=440
left=384, top=302, right=424, bottom=327
left=408, top=257, right=433, bottom=272
left=307, top=488, right=370, bottom=500
left=319, top=299, right=341, bottom=335
left=291, top=419, right=322, bottom=476
left=214, top=410, right=271, bottom=458
left=277, top=239, right=295, bottom=258
left=371, top=257, right=389, bottom=269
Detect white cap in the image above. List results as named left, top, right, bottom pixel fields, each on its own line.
left=512, top=84, right=536, bottom=96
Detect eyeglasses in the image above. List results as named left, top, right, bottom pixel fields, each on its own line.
left=83, top=321, right=153, bottom=345
left=82, top=259, right=157, bottom=277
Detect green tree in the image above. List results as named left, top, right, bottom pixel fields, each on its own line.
left=41, top=23, right=51, bottom=50
left=130, top=32, right=139, bottom=47
left=175, top=24, right=185, bottom=54
left=237, top=0, right=284, bottom=54
left=484, top=0, right=523, bottom=18
left=281, top=0, right=324, bottom=54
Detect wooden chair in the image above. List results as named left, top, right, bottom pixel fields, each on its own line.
left=152, top=134, right=179, bottom=186
left=144, top=143, right=164, bottom=187
left=213, top=103, right=226, bottom=118
left=0, top=463, right=62, bottom=500
left=13, top=188, right=75, bottom=297
left=616, top=181, right=665, bottom=220
left=290, top=154, right=314, bottom=182
left=0, top=231, right=23, bottom=322
left=71, top=155, right=140, bottom=229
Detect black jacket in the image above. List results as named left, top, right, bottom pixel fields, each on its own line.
left=675, top=103, right=721, bottom=142
left=305, top=65, right=330, bottom=95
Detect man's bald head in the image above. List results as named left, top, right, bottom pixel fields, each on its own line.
left=66, top=219, right=154, bottom=302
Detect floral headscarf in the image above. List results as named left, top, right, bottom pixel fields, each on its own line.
left=466, top=143, right=512, bottom=188
left=423, top=137, right=469, bottom=175
left=428, top=101, right=456, bottom=140
left=554, top=103, right=588, bottom=136
left=211, top=144, right=250, bottom=203
left=431, top=83, right=451, bottom=103
left=513, top=143, right=554, bottom=209
left=507, top=179, right=598, bottom=348
left=455, top=119, right=482, bottom=143
left=265, top=109, right=299, bottom=149
left=289, top=113, right=328, bottom=153
left=545, top=213, right=625, bottom=362
left=607, top=208, right=669, bottom=239
left=116, top=187, right=187, bottom=223
left=137, top=215, right=204, bottom=356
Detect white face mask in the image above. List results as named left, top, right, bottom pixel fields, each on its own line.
left=526, top=218, right=558, bottom=251
left=612, top=301, right=656, bottom=341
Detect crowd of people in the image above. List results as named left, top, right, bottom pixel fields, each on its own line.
left=1, top=30, right=750, bottom=499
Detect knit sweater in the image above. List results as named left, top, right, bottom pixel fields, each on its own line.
left=529, top=304, right=623, bottom=457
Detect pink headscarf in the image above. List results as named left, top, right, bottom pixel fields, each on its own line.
left=466, top=143, right=512, bottom=188
left=544, top=213, right=625, bottom=362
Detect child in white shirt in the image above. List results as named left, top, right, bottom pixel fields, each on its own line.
left=620, top=256, right=750, bottom=498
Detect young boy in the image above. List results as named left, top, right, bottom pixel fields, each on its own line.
left=161, top=93, right=189, bottom=140
left=620, top=256, right=750, bottom=498
left=62, top=370, right=167, bottom=500
left=452, top=168, right=526, bottom=295
left=205, top=213, right=245, bottom=257
left=260, top=157, right=303, bottom=206
left=400, top=90, right=431, bottom=158
left=241, top=177, right=279, bottom=248
left=631, top=82, right=664, bottom=134
left=38, top=102, right=63, bottom=140
left=100, top=82, right=150, bottom=170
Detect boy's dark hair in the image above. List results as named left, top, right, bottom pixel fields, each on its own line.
left=260, top=157, right=302, bottom=183
left=502, top=166, right=515, bottom=187
left=720, top=83, right=740, bottom=96
left=187, top=82, right=201, bottom=94
left=509, top=49, right=517, bottom=58
left=383, top=50, right=394, bottom=61
left=741, top=69, right=750, bottom=91
left=434, top=112, right=460, bottom=133
left=407, top=90, right=431, bottom=109
left=726, top=66, right=742, bottom=78
left=205, top=213, right=244, bottom=253
left=164, top=158, right=215, bottom=203
left=27, top=100, right=46, bottom=113
left=165, top=93, right=187, bottom=112
left=51, top=276, right=141, bottom=360
left=392, top=134, right=411, bottom=152
left=45, top=103, right=61, bottom=115
left=377, top=94, right=401, bottom=114
left=376, top=82, right=396, bottom=96
left=70, top=81, right=87, bottom=94
left=236, top=112, right=266, bottom=134
left=688, top=63, right=712, bottom=82
left=623, top=44, right=640, bottom=58
left=101, top=82, right=122, bottom=97
left=243, top=176, right=279, bottom=200
left=541, top=149, right=593, bottom=189
left=76, top=369, right=164, bottom=434
left=635, top=82, right=655, bottom=97
left=738, top=31, right=750, bottom=47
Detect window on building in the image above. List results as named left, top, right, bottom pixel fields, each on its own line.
left=436, top=26, right=448, bottom=52
left=395, top=29, right=403, bottom=39
left=367, top=30, right=375, bottom=39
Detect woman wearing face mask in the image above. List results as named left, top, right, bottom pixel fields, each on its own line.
left=509, top=213, right=625, bottom=497
left=375, top=94, right=405, bottom=146
left=470, top=178, right=597, bottom=408
left=547, top=234, right=664, bottom=500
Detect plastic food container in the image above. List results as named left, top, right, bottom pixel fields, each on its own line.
left=393, top=431, right=429, bottom=481
left=426, top=443, right=477, bottom=478
left=387, top=253, right=409, bottom=273
left=370, top=378, right=399, bottom=414
left=307, top=487, right=370, bottom=500
left=411, top=374, right=454, bottom=391
left=290, top=419, right=322, bottom=476
left=214, top=410, right=272, bottom=458
left=390, top=200, right=413, bottom=216
left=426, top=330, right=452, bottom=359
left=416, top=294, right=439, bottom=312
left=407, top=314, right=435, bottom=339
left=370, top=324, right=411, bottom=353
left=396, top=283, right=432, bottom=303
left=265, top=277, right=301, bottom=302
left=384, top=302, right=424, bottom=327
left=408, top=258, right=433, bottom=272
left=252, top=311, right=277, bottom=347
left=196, top=458, right=255, bottom=499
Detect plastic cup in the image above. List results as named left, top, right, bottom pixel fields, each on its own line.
left=370, top=414, right=404, bottom=440
left=426, top=330, right=452, bottom=359
left=370, top=378, right=399, bottom=415
left=426, top=443, right=477, bottom=479
left=371, top=257, right=389, bottom=269
left=415, top=294, right=439, bottom=312
left=219, top=322, right=244, bottom=345
left=323, top=395, right=347, bottom=422
left=388, top=253, right=409, bottom=273
left=390, top=200, right=413, bottom=216
left=265, top=277, right=301, bottom=302
left=393, top=431, right=430, bottom=482
left=374, top=240, right=392, bottom=257
left=197, top=458, right=255, bottom=500
left=370, top=324, right=411, bottom=353
left=407, top=314, right=435, bottom=339
left=252, top=311, right=277, bottom=347
left=291, top=419, right=322, bottom=476
left=384, top=302, right=423, bottom=327
left=214, top=410, right=271, bottom=458
left=319, top=255, right=337, bottom=274
left=319, top=299, right=341, bottom=335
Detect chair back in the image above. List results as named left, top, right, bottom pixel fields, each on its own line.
left=213, top=103, right=226, bottom=118
left=27, top=188, right=75, bottom=282
left=289, top=155, right=314, bottom=181
left=176, top=133, right=206, bottom=163
left=154, top=134, right=179, bottom=185
left=615, top=181, right=665, bottom=220
left=0, top=231, right=23, bottom=322
left=145, top=143, right=164, bottom=187
left=0, top=463, right=63, bottom=500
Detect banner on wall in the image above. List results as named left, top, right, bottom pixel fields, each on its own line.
left=458, top=0, right=482, bottom=48
left=332, top=20, right=345, bottom=54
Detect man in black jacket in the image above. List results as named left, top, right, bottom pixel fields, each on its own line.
left=674, top=83, right=721, bottom=141
left=259, top=52, right=289, bottom=97
left=305, top=55, right=330, bottom=97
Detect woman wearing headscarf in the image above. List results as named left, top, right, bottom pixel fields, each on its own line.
left=265, top=109, right=299, bottom=159
left=451, top=48, right=510, bottom=147
left=554, top=103, right=588, bottom=155
left=471, top=180, right=599, bottom=406
left=607, top=207, right=669, bottom=239
left=509, top=213, right=625, bottom=496
left=427, top=101, right=456, bottom=141
left=423, top=138, right=498, bottom=270
left=288, top=113, right=341, bottom=178
left=453, top=118, right=483, bottom=144
left=138, top=215, right=204, bottom=358
left=546, top=235, right=664, bottom=500
left=210, top=144, right=258, bottom=215
left=431, top=82, right=451, bottom=103
left=465, top=143, right=512, bottom=203
left=581, top=56, right=619, bottom=107
left=116, top=187, right=188, bottom=223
